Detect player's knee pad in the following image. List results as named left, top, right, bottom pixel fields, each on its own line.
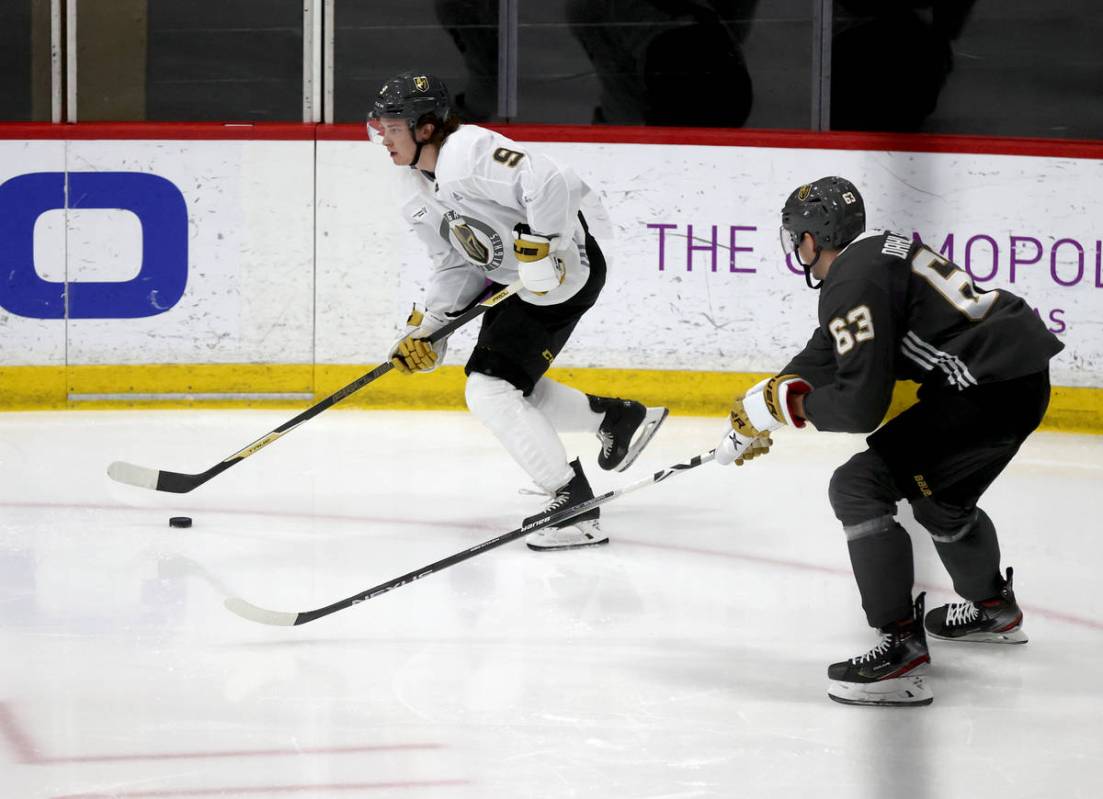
left=911, top=498, right=980, bottom=543
left=464, top=371, right=573, bottom=491
left=828, top=449, right=900, bottom=528
left=465, top=371, right=525, bottom=422
left=841, top=513, right=899, bottom=542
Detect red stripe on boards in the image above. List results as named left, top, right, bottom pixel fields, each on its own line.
left=2, top=121, right=1101, bottom=158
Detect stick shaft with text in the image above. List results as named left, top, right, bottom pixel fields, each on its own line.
left=224, top=450, right=716, bottom=626
left=107, top=282, right=523, bottom=494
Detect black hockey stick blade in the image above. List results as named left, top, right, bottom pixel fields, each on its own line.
left=224, top=450, right=716, bottom=626
left=107, top=281, right=523, bottom=494
left=106, top=364, right=389, bottom=494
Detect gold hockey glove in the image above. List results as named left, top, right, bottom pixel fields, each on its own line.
left=388, top=307, right=447, bottom=375
left=513, top=224, right=566, bottom=294
left=391, top=336, right=439, bottom=374
left=731, top=373, right=812, bottom=436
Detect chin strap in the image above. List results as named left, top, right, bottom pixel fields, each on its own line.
left=404, top=117, right=428, bottom=169
left=408, top=140, right=426, bottom=169
left=801, top=246, right=824, bottom=290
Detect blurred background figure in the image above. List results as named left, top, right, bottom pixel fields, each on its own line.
left=435, top=0, right=499, bottom=122
left=566, top=0, right=758, bottom=126
left=831, top=0, right=977, bottom=132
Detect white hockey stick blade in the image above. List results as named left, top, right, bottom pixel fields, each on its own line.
left=224, top=596, right=298, bottom=627
left=107, top=461, right=160, bottom=490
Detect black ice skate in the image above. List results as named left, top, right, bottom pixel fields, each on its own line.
left=828, top=594, right=933, bottom=707
left=924, top=567, right=1027, bottom=644
left=588, top=395, right=668, bottom=472
left=523, top=458, right=608, bottom=552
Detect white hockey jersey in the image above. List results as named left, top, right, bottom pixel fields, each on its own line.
left=398, top=125, right=610, bottom=315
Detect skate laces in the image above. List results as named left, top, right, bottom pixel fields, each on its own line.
left=597, top=402, right=634, bottom=458
left=520, top=484, right=572, bottom=513
left=544, top=489, right=571, bottom=512
left=947, top=601, right=980, bottom=626
left=597, top=428, right=615, bottom=457
left=518, top=486, right=551, bottom=497
left=852, top=633, right=894, bottom=664
left=518, top=484, right=571, bottom=513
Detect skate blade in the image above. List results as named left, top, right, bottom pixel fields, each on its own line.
left=526, top=538, right=610, bottom=552
left=928, top=628, right=1028, bottom=644
left=827, top=673, right=933, bottom=707
left=525, top=525, right=610, bottom=552
left=613, top=406, right=669, bottom=473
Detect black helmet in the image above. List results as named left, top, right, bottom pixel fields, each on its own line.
left=368, top=71, right=451, bottom=130
left=780, top=177, right=865, bottom=288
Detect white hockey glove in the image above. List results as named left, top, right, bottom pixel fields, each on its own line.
left=513, top=225, right=566, bottom=294
left=716, top=430, right=774, bottom=467
left=715, top=374, right=812, bottom=466
left=388, top=306, right=448, bottom=375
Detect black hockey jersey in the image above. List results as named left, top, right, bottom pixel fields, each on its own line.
left=782, top=230, right=1064, bottom=434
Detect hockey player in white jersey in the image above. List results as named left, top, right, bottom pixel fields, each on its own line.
left=367, top=72, right=667, bottom=551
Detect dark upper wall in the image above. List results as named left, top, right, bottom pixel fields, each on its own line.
left=3, top=0, right=1101, bottom=139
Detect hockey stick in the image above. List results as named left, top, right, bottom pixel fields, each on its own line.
left=107, top=281, right=523, bottom=494
left=224, top=450, right=716, bottom=626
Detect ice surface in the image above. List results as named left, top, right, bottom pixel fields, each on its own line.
left=1, top=409, right=1100, bottom=798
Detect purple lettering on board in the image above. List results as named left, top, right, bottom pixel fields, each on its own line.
left=687, top=224, right=719, bottom=272
left=914, top=232, right=954, bottom=261
left=1050, top=238, right=1085, bottom=287
left=647, top=223, right=677, bottom=271
left=936, top=233, right=954, bottom=261
left=1009, top=236, right=1043, bottom=283
left=784, top=253, right=804, bottom=276
left=965, top=234, right=999, bottom=283
left=1095, top=240, right=1103, bottom=288
left=728, top=226, right=756, bottom=273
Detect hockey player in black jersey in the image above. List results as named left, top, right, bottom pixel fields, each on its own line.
left=715, top=177, right=1063, bottom=706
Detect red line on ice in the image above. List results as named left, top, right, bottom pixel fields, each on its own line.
left=41, top=742, right=444, bottom=764
left=2, top=700, right=447, bottom=767
left=624, top=539, right=1103, bottom=632
left=52, top=779, right=470, bottom=798
left=0, top=701, right=42, bottom=763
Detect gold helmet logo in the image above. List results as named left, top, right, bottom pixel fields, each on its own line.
left=798, top=185, right=812, bottom=201
left=414, top=76, right=429, bottom=92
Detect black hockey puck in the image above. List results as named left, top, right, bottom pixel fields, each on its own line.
left=169, top=516, right=193, bottom=529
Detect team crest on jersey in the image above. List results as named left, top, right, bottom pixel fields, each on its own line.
left=798, top=185, right=812, bottom=201
left=440, top=210, right=505, bottom=272
left=414, top=76, right=429, bottom=92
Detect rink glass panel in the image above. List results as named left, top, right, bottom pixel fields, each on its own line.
left=2, top=2, right=1100, bottom=134
left=331, top=0, right=499, bottom=124
left=514, top=0, right=813, bottom=129
left=75, top=0, right=303, bottom=121
left=0, top=0, right=50, bottom=121
left=830, top=0, right=1103, bottom=139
